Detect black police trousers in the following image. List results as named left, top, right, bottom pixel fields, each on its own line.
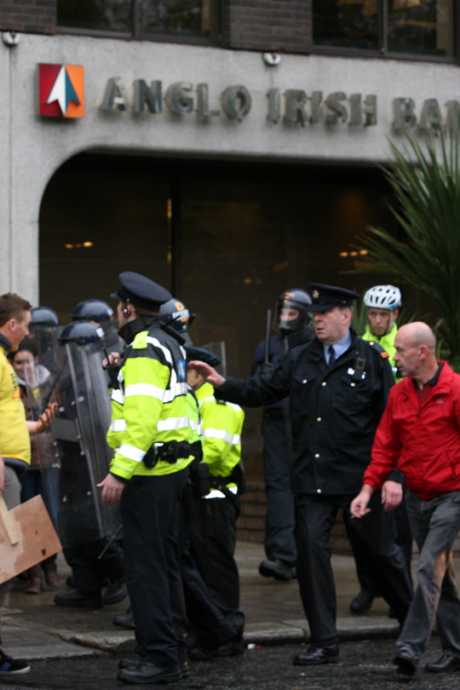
left=296, top=493, right=413, bottom=646
left=187, top=488, right=241, bottom=610
left=181, top=485, right=244, bottom=649
left=121, top=470, right=188, bottom=669
left=63, top=538, right=125, bottom=595
left=262, top=413, right=297, bottom=565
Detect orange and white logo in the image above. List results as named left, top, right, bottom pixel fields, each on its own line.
left=38, top=63, right=85, bottom=119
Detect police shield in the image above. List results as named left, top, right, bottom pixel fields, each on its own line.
left=54, top=322, right=119, bottom=548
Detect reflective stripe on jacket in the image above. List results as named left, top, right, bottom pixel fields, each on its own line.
left=107, top=329, right=199, bottom=480
left=364, top=362, right=460, bottom=500
left=196, top=382, right=244, bottom=485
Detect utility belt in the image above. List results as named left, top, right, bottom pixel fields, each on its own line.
left=143, top=440, right=202, bottom=469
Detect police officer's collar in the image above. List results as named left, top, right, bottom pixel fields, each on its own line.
left=0, top=333, right=12, bottom=353
left=119, top=316, right=185, bottom=345
left=119, top=316, right=159, bottom=344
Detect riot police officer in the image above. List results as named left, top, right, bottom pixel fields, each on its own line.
left=53, top=316, right=126, bottom=609
left=99, top=272, right=201, bottom=685
left=254, top=289, right=313, bottom=581
left=190, top=283, right=412, bottom=667
left=159, top=297, right=195, bottom=345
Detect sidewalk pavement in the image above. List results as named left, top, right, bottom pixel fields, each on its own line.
left=0, top=542, right=398, bottom=661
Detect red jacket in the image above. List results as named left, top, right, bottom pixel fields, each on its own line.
left=364, top=363, right=460, bottom=500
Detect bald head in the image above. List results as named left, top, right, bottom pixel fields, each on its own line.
left=395, top=321, right=438, bottom=382
left=397, top=322, right=436, bottom=351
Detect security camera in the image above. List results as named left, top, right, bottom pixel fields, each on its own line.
left=262, top=53, right=281, bottom=67
left=2, top=32, right=20, bottom=47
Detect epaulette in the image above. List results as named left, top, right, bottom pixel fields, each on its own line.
left=367, top=340, right=389, bottom=359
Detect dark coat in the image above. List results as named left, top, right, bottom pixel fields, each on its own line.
left=216, top=332, right=394, bottom=497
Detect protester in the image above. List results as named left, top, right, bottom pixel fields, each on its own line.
left=352, top=322, right=460, bottom=676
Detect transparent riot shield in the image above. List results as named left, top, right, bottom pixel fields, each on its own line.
left=20, top=360, right=62, bottom=529
left=201, top=341, right=227, bottom=377
left=53, top=323, right=119, bottom=549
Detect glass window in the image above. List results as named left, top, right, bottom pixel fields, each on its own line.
left=57, top=0, right=133, bottom=32
left=313, top=0, right=379, bottom=50
left=387, top=0, right=454, bottom=57
left=139, top=0, right=218, bottom=37
left=313, top=0, right=454, bottom=58
left=58, top=0, right=219, bottom=38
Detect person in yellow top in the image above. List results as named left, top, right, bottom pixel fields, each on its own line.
left=99, top=272, right=201, bottom=686
left=361, top=284, right=402, bottom=376
left=350, top=284, right=413, bottom=618
left=185, top=345, right=245, bottom=659
left=0, top=293, right=54, bottom=678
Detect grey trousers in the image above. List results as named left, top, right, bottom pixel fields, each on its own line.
left=0, top=464, right=23, bottom=638
left=3, top=465, right=22, bottom=510
left=397, top=490, right=460, bottom=659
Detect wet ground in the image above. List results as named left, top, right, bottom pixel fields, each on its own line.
left=1, top=638, right=458, bottom=690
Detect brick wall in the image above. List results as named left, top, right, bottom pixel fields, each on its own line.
left=0, top=0, right=56, bottom=35
left=228, top=0, right=312, bottom=54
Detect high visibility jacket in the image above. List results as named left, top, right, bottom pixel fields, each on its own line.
left=0, top=340, right=30, bottom=464
left=196, top=382, right=244, bottom=490
left=362, top=322, right=398, bottom=371
left=107, top=325, right=199, bottom=481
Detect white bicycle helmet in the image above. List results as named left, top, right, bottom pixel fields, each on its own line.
left=363, top=285, right=402, bottom=311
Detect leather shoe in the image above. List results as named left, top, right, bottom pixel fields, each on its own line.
left=350, top=589, right=374, bottom=615
left=259, top=559, right=296, bottom=581
left=54, top=589, right=102, bottom=609
left=293, top=645, right=339, bottom=666
left=393, top=651, right=418, bottom=676
left=117, top=660, right=181, bottom=684
left=426, top=652, right=460, bottom=673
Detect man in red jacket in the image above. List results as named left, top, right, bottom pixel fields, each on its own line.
left=351, top=322, right=460, bottom=677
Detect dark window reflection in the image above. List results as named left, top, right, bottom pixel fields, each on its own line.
left=387, top=0, right=453, bottom=56
left=313, top=0, right=379, bottom=50
left=57, top=0, right=132, bottom=32
left=58, top=0, right=217, bottom=37
left=139, top=0, right=216, bottom=36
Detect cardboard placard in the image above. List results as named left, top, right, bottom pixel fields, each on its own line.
left=0, top=495, right=62, bottom=584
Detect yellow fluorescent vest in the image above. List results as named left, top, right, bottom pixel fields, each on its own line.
left=0, top=344, right=30, bottom=463
left=107, top=329, right=199, bottom=480
left=362, top=322, right=398, bottom=375
left=196, top=382, right=244, bottom=487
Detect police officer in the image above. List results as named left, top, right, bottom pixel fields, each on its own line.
left=254, top=289, right=313, bottom=581
left=99, top=272, right=201, bottom=685
left=349, top=284, right=413, bottom=615
left=190, top=283, right=413, bottom=666
left=159, top=298, right=195, bottom=345
left=187, top=346, right=245, bottom=614
left=54, top=299, right=127, bottom=609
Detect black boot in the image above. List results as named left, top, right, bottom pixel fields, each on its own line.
left=54, top=589, right=102, bottom=609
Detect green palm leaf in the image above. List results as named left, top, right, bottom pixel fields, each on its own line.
left=364, top=131, right=460, bottom=366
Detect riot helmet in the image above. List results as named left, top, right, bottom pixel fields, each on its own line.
left=277, top=289, right=312, bottom=334
left=159, top=298, right=195, bottom=335
left=31, top=306, right=59, bottom=327
left=59, top=321, right=103, bottom=346
left=71, top=299, right=113, bottom=324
